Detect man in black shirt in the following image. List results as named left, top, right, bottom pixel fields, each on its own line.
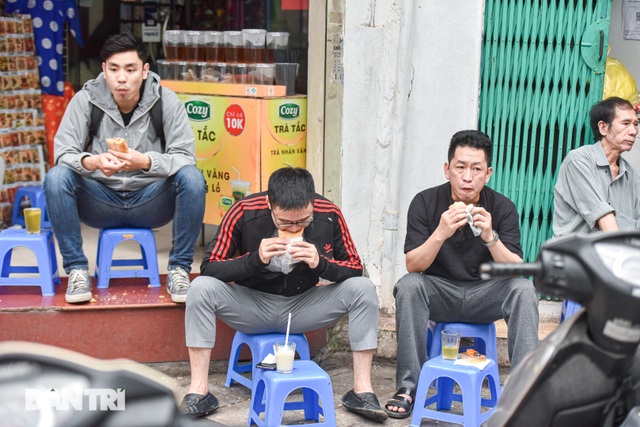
left=384, top=130, right=539, bottom=419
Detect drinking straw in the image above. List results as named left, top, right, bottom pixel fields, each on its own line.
left=232, top=166, right=241, bottom=180
left=285, top=312, right=292, bottom=346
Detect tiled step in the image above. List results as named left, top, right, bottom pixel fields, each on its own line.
left=0, top=276, right=328, bottom=363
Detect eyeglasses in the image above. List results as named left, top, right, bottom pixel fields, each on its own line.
left=272, top=213, right=314, bottom=228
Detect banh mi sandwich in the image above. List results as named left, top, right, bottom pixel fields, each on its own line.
left=278, top=229, right=303, bottom=239
left=449, top=201, right=467, bottom=210
left=106, top=137, right=129, bottom=153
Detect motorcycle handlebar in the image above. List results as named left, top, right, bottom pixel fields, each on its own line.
left=480, top=261, right=543, bottom=280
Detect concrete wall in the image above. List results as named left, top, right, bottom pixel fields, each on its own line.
left=609, top=0, right=640, bottom=84
left=338, top=1, right=485, bottom=312
left=609, top=0, right=640, bottom=169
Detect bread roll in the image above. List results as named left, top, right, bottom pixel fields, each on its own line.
left=449, top=201, right=466, bottom=210
left=106, top=137, right=129, bottom=153
left=278, top=229, right=303, bottom=239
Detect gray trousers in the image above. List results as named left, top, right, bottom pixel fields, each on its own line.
left=185, top=276, right=379, bottom=352
left=394, top=273, right=539, bottom=391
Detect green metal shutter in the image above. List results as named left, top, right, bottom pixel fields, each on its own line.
left=479, top=0, right=612, bottom=262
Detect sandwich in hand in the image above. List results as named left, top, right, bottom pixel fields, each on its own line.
left=449, top=201, right=481, bottom=236
left=449, top=201, right=467, bottom=210
left=106, top=137, right=129, bottom=153
left=278, top=229, right=303, bottom=240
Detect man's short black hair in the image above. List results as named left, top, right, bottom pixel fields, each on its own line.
left=267, top=167, right=315, bottom=211
left=100, top=32, right=148, bottom=63
left=448, top=130, right=493, bottom=167
left=590, top=97, right=635, bottom=142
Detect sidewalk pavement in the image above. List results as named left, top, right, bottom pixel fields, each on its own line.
left=148, top=301, right=559, bottom=426
left=150, top=352, right=510, bottom=427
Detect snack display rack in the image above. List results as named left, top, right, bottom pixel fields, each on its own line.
left=0, top=14, right=47, bottom=227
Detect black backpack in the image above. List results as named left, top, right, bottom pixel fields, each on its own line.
left=83, top=86, right=165, bottom=153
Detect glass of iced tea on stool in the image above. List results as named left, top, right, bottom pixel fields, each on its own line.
left=24, top=207, right=41, bottom=234
left=441, top=329, right=461, bottom=360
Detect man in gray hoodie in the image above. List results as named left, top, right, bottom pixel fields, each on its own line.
left=44, top=33, right=205, bottom=304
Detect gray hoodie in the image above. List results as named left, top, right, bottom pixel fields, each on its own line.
left=54, top=71, right=196, bottom=192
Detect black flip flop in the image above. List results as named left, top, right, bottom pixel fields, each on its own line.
left=384, top=387, right=415, bottom=419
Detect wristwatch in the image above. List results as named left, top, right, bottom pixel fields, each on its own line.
left=483, top=230, right=499, bottom=247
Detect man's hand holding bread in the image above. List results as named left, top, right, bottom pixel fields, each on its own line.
left=258, top=228, right=320, bottom=269
left=81, top=137, right=152, bottom=175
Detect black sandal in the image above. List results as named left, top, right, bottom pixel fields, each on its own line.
left=384, top=387, right=415, bottom=419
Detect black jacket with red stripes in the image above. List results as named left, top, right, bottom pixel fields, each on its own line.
left=200, top=192, right=364, bottom=296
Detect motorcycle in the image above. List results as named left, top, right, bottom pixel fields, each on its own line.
left=481, top=231, right=640, bottom=427
left=0, top=340, right=217, bottom=427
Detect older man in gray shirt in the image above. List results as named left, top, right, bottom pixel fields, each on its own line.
left=554, top=97, right=640, bottom=236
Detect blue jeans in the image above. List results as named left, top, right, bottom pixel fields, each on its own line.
left=43, top=165, right=206, bottom=273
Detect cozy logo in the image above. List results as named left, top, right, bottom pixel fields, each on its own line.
left=278, top=103, right=300, bottom=120
left=324, top=243, right=332, bottom=254
left=185, top=100, right=211, bottom=121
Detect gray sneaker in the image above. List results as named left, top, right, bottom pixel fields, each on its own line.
left=167, top=267, right=190, bottom=303
left=65, top=269, right=92, bottom=303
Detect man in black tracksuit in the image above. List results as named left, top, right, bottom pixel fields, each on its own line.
left=180, top=167, right=388, bottom=423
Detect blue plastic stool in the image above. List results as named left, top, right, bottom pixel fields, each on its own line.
left=0, top=228, right=60, bottom=296
left=94, top=228, right=160, bottom=288
left=11, top=185, right=52, bottom=228
left=225, top=332, right=311, bottom=389
left=560, top=299, right=582, bottom=322
left=249, top=360, right=336, bottom=427
left=411, top=356, right=501, bottom=427
left=427, top=322, right=498, bottom=362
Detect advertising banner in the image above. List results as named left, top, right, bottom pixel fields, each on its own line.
left=178, top=93, right=260, bottom=225
left=260, top=98, right=307, bottom=189
left=173, top=83, right=307, bottom=225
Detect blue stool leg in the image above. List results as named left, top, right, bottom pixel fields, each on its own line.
left=94, top=230, right=103, bottom=279
left=140, top=242, right=149, bottom=268
left=1, top=249, right=12, bottom=277
left=48, top=232, right=60, bottom=285
left=482, top=370, right=500, bottom=407
left=412, top=363, right=434, bottom=427
left=302, top=388, right=320, bottom=421
left=225, top=334, right=252, bottom=388
left=225, top=333, right=243, bottom=387
left=97, top=231, right=115, bottom=289
left=139, top=233, right=160, bottom=286
left=249, top=378, right=266, bottom=426
left=33, top=243, right=55, bottom=296
left=436, top=377, right=456, bottom=410
left=561, top=299, right=582, bottom=322
left=320, top=390, right=336, bottom=427
left=461, top=374, right=481, bottom=426
left=264, top=381, right=285, bottom=427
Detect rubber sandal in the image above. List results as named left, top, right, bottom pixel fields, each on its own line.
left=384, top=387, right=415, bottom=419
